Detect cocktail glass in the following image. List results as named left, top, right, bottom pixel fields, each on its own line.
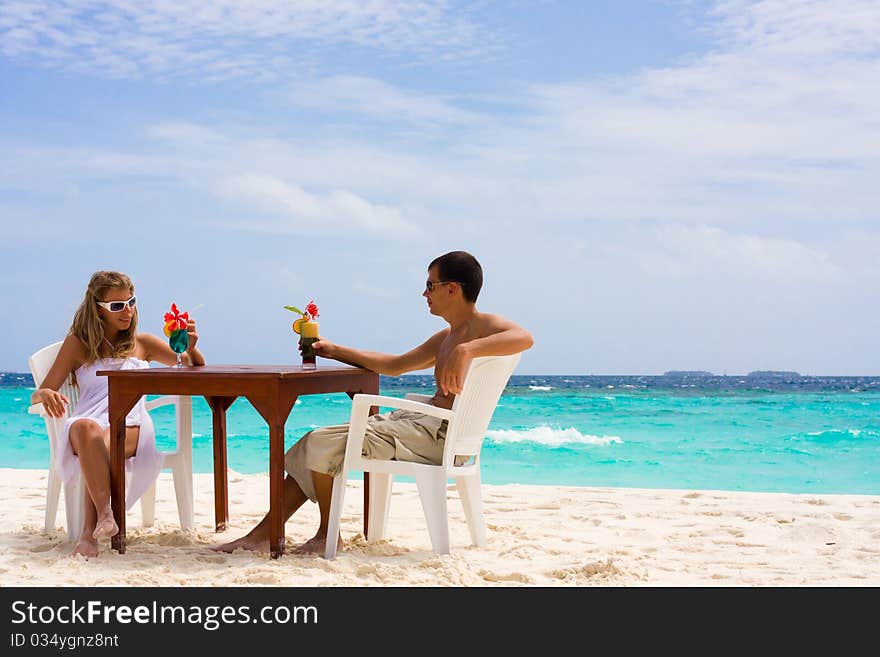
left=300, top=320, right=319, bottom=369
left=164, top=303, right=190, bottom=368
left=169, top=328, right=189, bottom=367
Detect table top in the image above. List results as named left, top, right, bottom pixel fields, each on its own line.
left=97, top=363, right=375, bottom=379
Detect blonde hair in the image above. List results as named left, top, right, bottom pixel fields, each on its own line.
left=70, top=271, right=137, bottom=363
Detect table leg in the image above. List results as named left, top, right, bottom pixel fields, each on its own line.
left=206, top=396, right=236, bottom=532
left=268, top=419, right=285, bottom=559
left=107, top=388, right=139, bottom=555
left=110, top=413, right=127, bottom=554
left=246, top=392, right=297, bottom=560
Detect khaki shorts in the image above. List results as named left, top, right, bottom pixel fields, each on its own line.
left=284, top=409, right=448, bottom=502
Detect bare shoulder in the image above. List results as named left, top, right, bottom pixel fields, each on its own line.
left=60, top=333, right=87, bottom=356
left=428, top=327, right=451, bottom=343
left=59, top=333, right=88, bottom=365
left=39, top=334, right=87, bottom=389
left=476, top=312, right=525, bottom=335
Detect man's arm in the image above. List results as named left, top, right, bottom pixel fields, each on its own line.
left=313, top=329, right=448, bottom=376
left=438, top=315, right=533, bottom=395
left=459, top=324, right=534, bottom=360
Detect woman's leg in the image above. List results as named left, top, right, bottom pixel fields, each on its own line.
left=68, top=420, right=140, bottom=548
left=93, top=426, right=140, bottom=539
left=70, top=486, right=99, bottom=558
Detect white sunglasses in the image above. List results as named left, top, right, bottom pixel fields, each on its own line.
left=96, top=296, right=137, bottom=312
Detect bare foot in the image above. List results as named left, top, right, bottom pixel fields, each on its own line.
left=71, top=536, right=99, bottom=558
left=211, top=534, right=271, bottom=554
left=92, top=506, right=119, bottom=540
left=292, top=533, right=343, bottom=555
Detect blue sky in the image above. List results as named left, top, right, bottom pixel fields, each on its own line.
left=1, top=1, right=878, bottom=375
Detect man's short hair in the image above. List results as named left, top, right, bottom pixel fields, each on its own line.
left=429, top=251, right=483, bottom=303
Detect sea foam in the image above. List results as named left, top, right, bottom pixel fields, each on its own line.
left=486, top=426, right=622, bottom=447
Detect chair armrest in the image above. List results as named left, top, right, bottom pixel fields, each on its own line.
left=404, top=393, right=433, bottom=403
left=350, top=394, right=454, bottom=421
left=144, top=395, right=179, bottom=411
left=341, top=394, right=454, bottom=468
left=28, top=402, right=66, bottom=434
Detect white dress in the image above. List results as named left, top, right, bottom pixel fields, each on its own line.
left=55, top=357, right=164, bottom=511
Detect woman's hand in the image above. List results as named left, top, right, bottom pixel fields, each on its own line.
left=34, top=388, right=69, bottom=418
left=181, top=318, right=206, bottom=366
left=185, top=319, right=199, bottom=353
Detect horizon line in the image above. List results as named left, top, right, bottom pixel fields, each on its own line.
left=2, top=370, right=880, bottom=379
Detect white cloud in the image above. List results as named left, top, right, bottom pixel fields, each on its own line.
left=0, top=0, right=502, bottom=80
left=710, top=0, right=880, bottom=58
left=219, top=172, right=416, bottom=236
left=288, top=76, right=480, bottom=126
left=146, top=122, right=229, bottom=148
left=3, top=1, right=879, bottom=269
left=463, top=0, right=880, bottom=230
left=638, top=224, right=841, bottom=281
left=2, top=1, right=880, bottom=373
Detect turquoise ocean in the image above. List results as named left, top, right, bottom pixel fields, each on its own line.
left=1, top=372, right=878, bottom=495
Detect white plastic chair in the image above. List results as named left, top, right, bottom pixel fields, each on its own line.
left=27, top=341, right=194, bottom=541
left=325, top=353, right=522, bottom=559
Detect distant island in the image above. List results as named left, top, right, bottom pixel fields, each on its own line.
left=661, top=370, right=804, bottom=378
left=662, top=370, right=714, bottom=377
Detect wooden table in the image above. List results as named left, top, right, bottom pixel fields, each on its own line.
left=99, top=364, right=379, bottom=558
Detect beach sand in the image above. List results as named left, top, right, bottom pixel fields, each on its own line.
left=1, top=467, right=878, bottom=586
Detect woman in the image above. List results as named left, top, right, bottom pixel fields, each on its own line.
left=31, top=271, right=205, bottom=557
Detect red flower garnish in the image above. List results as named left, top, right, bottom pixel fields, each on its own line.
left=164, top=303, right=189, bottom=331
left=305, top=301, right=319, bottom=320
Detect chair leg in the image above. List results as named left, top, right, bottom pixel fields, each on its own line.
left=64, top=478, right=84, bottom=543
left=414, top=469, right=450, bottom=555
left=171, top=458, right=194, bottom=530
left=174, top=396, right=194, bottom=530
left=455, top=473, right=487, bottom=547
left=141, top=481, right=157, bottom=527
left=324, top=474, right=348, bottom=560
left=367, top=473, right=394, bottom=542
left=45, top=468, right=62, bottom=533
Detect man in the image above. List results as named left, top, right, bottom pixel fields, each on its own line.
left=214, top=251, right=533, bottom=555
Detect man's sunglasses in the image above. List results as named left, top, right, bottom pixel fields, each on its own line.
left=425, top=281, right=455, bottom=292
left=96, top=296, right=137, bottom=312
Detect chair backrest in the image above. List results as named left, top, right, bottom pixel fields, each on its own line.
left=443, top=353, right=521, bottom=463
left=28, top=341, right=78, bottom=412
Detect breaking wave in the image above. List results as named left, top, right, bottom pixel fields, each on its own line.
left=486, top=426, right=622, bottom=447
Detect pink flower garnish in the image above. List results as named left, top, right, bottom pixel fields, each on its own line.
left=305, top=300, right=319, bottom=320
left=164, top=303, right=189, bottom=331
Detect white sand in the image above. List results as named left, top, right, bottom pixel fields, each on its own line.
left=1, top=467, right=879, bottom=586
